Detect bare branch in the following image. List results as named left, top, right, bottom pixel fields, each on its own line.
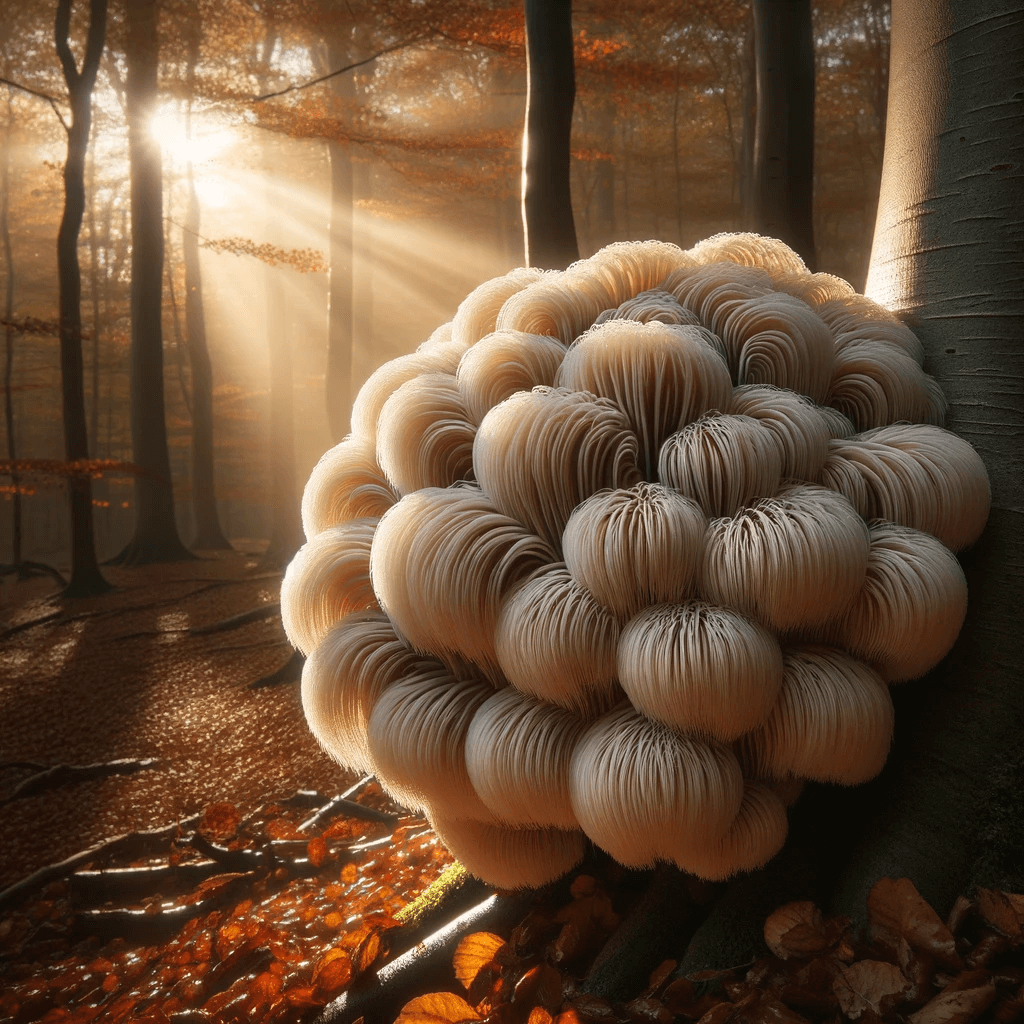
left=253, top=39, right=418, bottom=102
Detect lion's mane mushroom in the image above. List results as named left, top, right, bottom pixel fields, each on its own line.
left=658, top=413, right=783, bottom=518
left=301, top=610, right=421, bottom=775
left=494, top=564, right=621, bottom=715
left=617, top=601, right=784, bottom=740
left=280, top=518, right=379, bottom=656
left=569, top=704, right=744, bottom=869
left=556, top=320, right=734, bottom=478
left=473, top=386, right=642, bottom=550
left=562, top=482, right=707, bottom=621
left=464, top=686, right=586, bottom=828
left=284, top=232, right=990, bottom=890
left=701, top=484, right=870, bottom=632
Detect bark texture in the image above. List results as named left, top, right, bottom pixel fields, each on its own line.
left=115, top=0, right=193, bottom=566
left=522, top=0, right=579, bottom=270
left=54, top=0, right=111, bottom=595
left=750, top=0, right=816, bottom=268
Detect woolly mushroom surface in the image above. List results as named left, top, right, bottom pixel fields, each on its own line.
left=286, top=234, right=989, bottom=890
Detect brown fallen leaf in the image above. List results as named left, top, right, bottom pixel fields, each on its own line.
left=833, top=960, right=910, bottom=1018
left=867, top=878, right=963, bottom=970
left=395, top=991, right=481, bottom=1024
left=764, top=902, right=838, bottom=960
left=454, top=932, right=507, bottom=990
left=907, top=979, right=997, bottom=1024
left=974, top=889, right=1023, bottom=940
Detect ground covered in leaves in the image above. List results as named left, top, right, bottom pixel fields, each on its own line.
left=1, top=555, right=1023, bottom=1024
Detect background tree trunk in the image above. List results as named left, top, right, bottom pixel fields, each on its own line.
left=54, top=0, right=110, bottom=595
left=750, top=0, right=816, bottom=268
left=114, top=0, right=192, bottom=566
left=325, top=33, right=354, bottom=443
left=522, top=0, right=579, bottom=270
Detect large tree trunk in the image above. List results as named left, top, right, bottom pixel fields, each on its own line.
left=2, top=86, right=21, bottom=569
left=54, top=0, right=111, bottom=596
left=325, top=34, right=354, bottom=444
left=114, top=0, right=193, bottom=566
left=750, top=0, right=816, bottom=268
left=522, top=0, right=579, bottom=270
left=830, top=0, right=1024, bottom=917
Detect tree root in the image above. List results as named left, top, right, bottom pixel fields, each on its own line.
left=249, top=648, right=304, bottom=689
left=0, top=560, right=68, bottom=587
left=299, top=777, right=398, bottom=830
left=1, top=757, right=159, bottom=804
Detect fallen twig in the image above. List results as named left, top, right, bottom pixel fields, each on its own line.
left=1, top=757, right=159, bottom=804
left=189, top=601, right=282, bottom=635
left=299, top=776, right=381, bottom=831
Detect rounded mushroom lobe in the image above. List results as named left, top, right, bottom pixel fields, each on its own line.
left=700, top=484, right=870, bottom=632
left=370, top=486, right=555, bottom=682
left=495, top=269, right=615, bottom=345
left=689, top=231, right=809, bottom=278
left=771, top=271, right=856, bottom=308
left=301, top=610, right=420, bottom=775
left=562, top=482, right=707, bottom=621
left=556, top=320, right=733, bottom=479
left=473, top=387, right=642, bottom=551
left=300, top=434, right=398, bottom=541
left=658, top=413, right=783, bottom=518
left=495, top=564, right=621, bottom=715
left=617, top=601, right=784, bottom=740
left=677, top=780, right=788, bottom=880
left=428, top=813, right=587, bottom=890
left=281, top=518, right=380, bottom=657
left=586, top=239, right=694, bottom=304
left=366, top=667, right=494, bottom=819
left=593, top=287, right=700, bottom=327
left=450, top=266, right=546, bottom=348
left=375, top=372, right=476, bottom=495
left=456, top=329, right=567, bottom=425
left=465, top=687, right=586, bottom=828
left=728, top=385, right=833, bottom=481
left=745, top=645, right=894, bottom=785
left=836, top=523, right=968, bottom=682
left=816, top=294, right=925, bottom=365
left=569, top=704, right=744, bottom=869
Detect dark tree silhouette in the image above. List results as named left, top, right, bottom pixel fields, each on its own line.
left=750, top=0, right=816, bottom=268
left=522, top=0, right=579, bottom=270
left=54, top=0, right=112, bottom=596
left=113, top=0, right=194, bottom=566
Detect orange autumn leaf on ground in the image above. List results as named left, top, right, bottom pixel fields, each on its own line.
left=764, top=900, right=847, bottom=959
left=454, top=932, right=508, bottom=990
left=395, top=991, right=480, bottom=1024
left=867, top=877, right=963, bottom=969
left=833, top=960, right=910, bottom=1018
left=198, top=802, right=241, bottom=841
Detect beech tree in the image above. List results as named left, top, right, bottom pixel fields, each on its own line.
left=54, top=0, right=111, bottom=596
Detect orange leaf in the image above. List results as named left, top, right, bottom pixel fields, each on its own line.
left=764, top=901, right=834, bottom=960
left=528, top=1008, right=554, bottom=1024
left=908, top=979, right=997, bottom=1024
left=833, top=960, right=911, bottom=1019
left=307, top=837, right=328, bottom=868
left=454, top=932, right=507, bottom=990
left=974, top=889, right=1022, bottom=939
left=867, top=878, right=963, bottom=969
left=394, top=992, right=480, bottom=1024
left=199, top=802, right=241, bottom=841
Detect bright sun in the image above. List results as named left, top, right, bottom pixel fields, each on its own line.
left=149, top=105, right=234, bottom=165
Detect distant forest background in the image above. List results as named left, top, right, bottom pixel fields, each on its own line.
left=0, top=0, right=888, bottom=570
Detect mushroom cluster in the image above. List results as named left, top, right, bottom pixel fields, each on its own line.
left=282, top=233, right=990, bottom=890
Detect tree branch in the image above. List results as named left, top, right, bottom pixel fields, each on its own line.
left=253, top=39, right=417, bottom=101
left=0, top=75, right=69, bottom=131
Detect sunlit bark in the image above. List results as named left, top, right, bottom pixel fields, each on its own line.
left=522, top=0, right=579, bottom=270
left=54, top=0, right=111, bottom=595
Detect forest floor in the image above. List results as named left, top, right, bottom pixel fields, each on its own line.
left=1, top=554, right=1022, bottom=1024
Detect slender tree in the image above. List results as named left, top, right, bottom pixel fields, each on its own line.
left=522, top=0, right=579, bottom=270
left=113, top=0, right=194, bottom=565
left=749, top=0, right=816, bottom=267
left=54, top=0, right=111, bottom=595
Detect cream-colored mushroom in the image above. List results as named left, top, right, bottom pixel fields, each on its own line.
left=300, top=434, right=398, bottom=541
left=617, top=601, right=784, bottom=740
left=586, top=240, right=696, bottom=305
left=450, top=266, right=547, bottom=348
left=474, top=386, right=642, bottom=551
left=835, top=522, right=968, bottom=682
left=300, top=610, right=421, bottom=775
left=562, top=482, right=707, bottom=621
left=366, top=666, right=495, bottom=819
left=569, top=704, right=744, bottom=869
left=593, top=287, right=700, bottom=327
left=662, top=262, right=773, bottom=346
left=375, top=372, right=476, bottom=495
left=658, top=413, right=783, bottom=518
left=771, top=271, right=856, bottom=307
left=700, top=484, right=870, bottom=632
left=280, top=517, right=379, bottom=656
left=456, top=329, right=567, bottom=425
left=728, top=385, right=834, bottom=481
left=464, top=687, right=586, bottom=828
left=745, top=646, right=894, bottom=784
left=428, top=812, right=587, bottom=890
left=494, top=564, right=621, bottom=715
left=556, top=320, right=734, bottom=478
left=816, top=294, right=925, bottom=365
left=495, top=269, right=616, bottom=345
left=677, top=781, right=788, bottom=880
left=689, top=231, right=809, bottom=278
left=370, top=486, right=555, bottom=681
